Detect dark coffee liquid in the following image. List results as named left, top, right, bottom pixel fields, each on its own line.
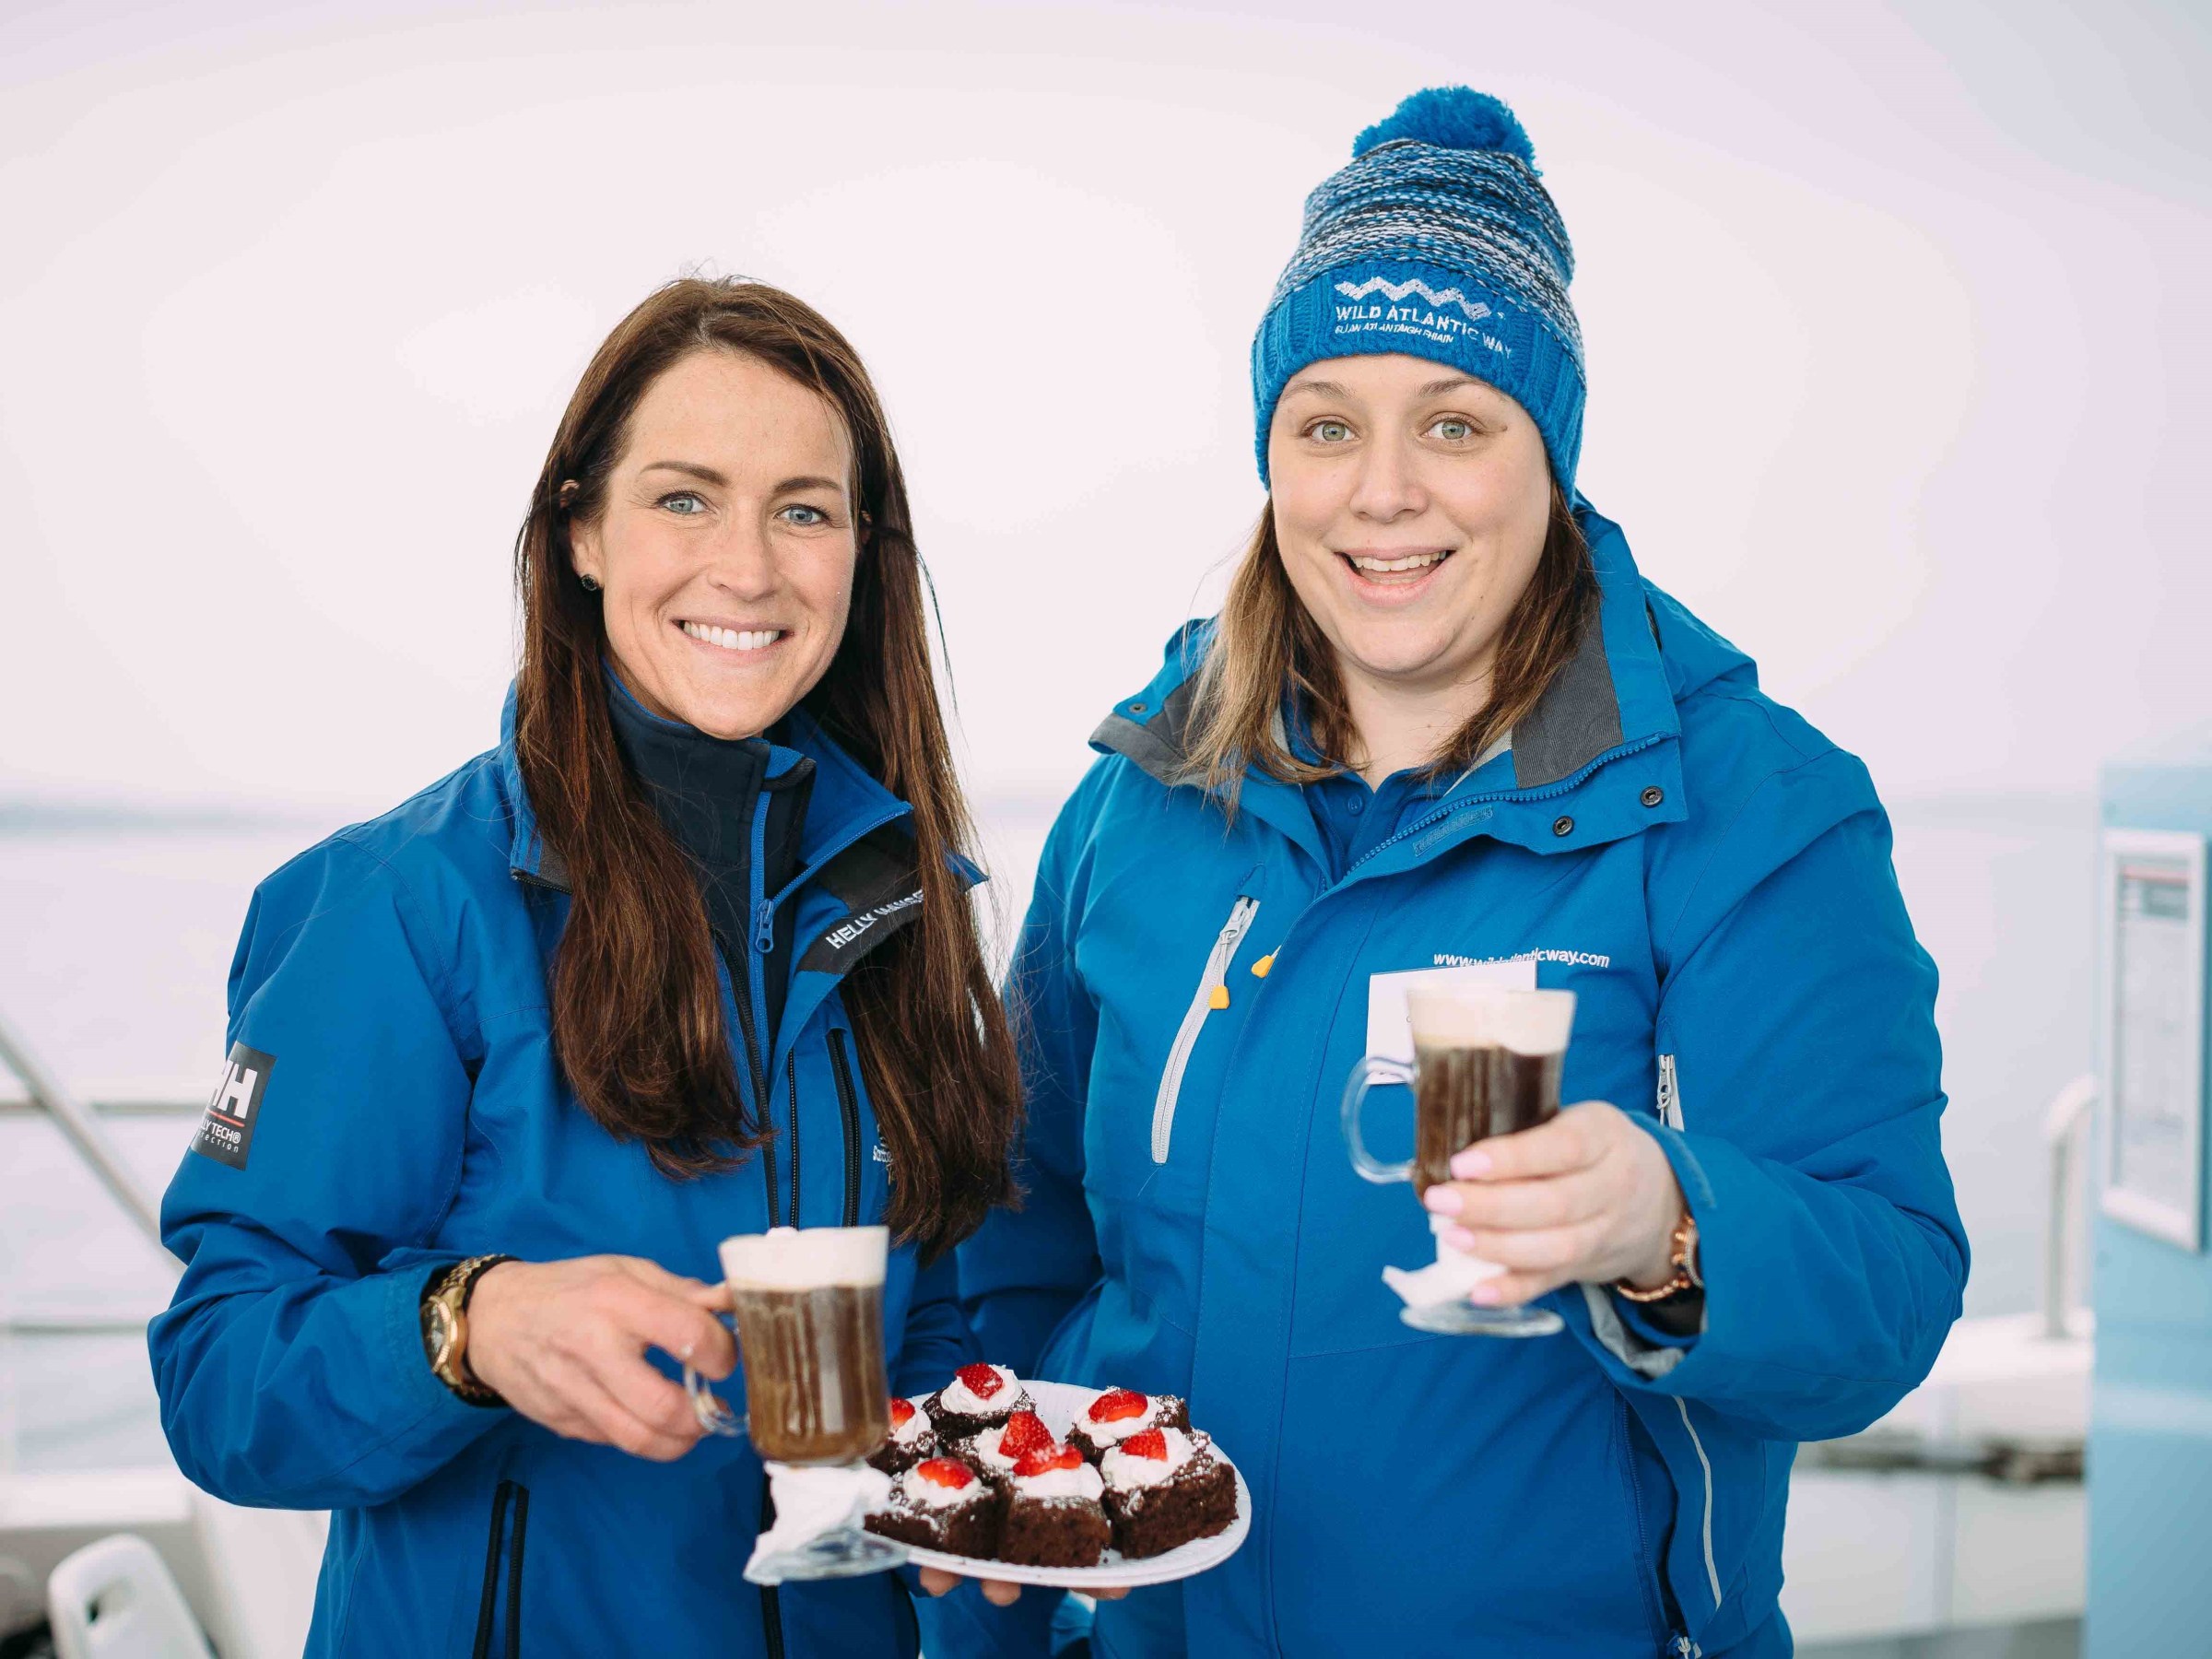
left=1411, top=1044, right=1564, bottom=1194
left=731, top=1283, right=889, bottom=1465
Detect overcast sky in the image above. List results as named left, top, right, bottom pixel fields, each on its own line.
left=3, top=0, right=2206, bottom=817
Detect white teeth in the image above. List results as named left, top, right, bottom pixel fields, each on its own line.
left=681, top=621, right=782, bottom=653
left=1349, top=550, right=1449, bottom=574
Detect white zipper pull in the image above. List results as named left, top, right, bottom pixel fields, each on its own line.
left=1150, top=897, right=1260, bottom=1164
left=1657, top=1053, right=1684, bottom=1130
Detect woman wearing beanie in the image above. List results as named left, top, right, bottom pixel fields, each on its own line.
left=149, top=277, right=1022, bottom=1658
left=939, top=90, right=1966, bottom=1657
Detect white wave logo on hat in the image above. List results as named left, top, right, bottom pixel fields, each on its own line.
left=1333, top=276, right=1493, bottom=324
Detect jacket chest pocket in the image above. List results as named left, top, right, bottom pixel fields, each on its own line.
left=1081, top=876, right=1271, bottom=1207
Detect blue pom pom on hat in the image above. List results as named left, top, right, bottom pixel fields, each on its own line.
left=1352, top=86, right=1536, bottom=165
left=1250, top=87, right=1584, bottom=490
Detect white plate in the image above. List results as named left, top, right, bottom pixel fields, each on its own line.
left=888, top=1379, right=1251, bottom=1590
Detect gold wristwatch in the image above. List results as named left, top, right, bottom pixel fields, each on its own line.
left=1613, top=1209, right=1702, bottom=1304
left=419, top=1254, right=514, bottom=1406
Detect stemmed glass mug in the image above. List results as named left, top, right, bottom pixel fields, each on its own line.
left=683, top=1225, right=905, bottom=1581
left=1341, top=985, right=1576, bottom=1337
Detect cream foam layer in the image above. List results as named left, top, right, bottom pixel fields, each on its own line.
left=1013, top=1461, right=1103, bottom=1503
left=1100, top=1427, right=1198, bottom=1490
left=1406, top=986, right=1575, bottom=1055
left=900, top=1465, right=979, bottom=1510
left=937, top=1365, right=1018, bottom=1417
left=1079, top=1395, right=1165, bottom=1444
left=720, top=1225, right=888, bottom=1289
left=888, top=1403, right=933, bottom=1448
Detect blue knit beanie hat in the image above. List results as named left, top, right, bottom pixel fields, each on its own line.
left=1251, top=88, right=1583, bottom=490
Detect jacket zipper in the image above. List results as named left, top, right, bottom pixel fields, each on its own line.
left=1615, top=1395, right=1676, bottom=1655
left=785, top=1053, right=801, bottom=1228
left=1151, top=896, right=1260, bottom=1164
left=1657, top=1053, right=1683, bottom=1130
left=729, top=948, right=777, bottom=1228
left=759, top=1470, right=786, bottom=1659
left=1676, top=1396, right=1723, bottom=1614
left=472, top=1479, right=529, bottom=1659
left=828, top=1030, right=863, bottom=1227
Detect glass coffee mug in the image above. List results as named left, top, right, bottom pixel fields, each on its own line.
left=1342, top=985, right=1576, bottom=1337
left=683, top=1225, right=903, bottom=1580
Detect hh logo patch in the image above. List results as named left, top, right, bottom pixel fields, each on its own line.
left=193, top=1042, right=275, bottom=1170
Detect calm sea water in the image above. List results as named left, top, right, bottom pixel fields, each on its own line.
left=0, top=790, right=2097, bottom=1471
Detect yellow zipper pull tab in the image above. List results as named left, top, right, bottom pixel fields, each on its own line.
left=1251, top=953, right=1276, bottom=979
left=1208, top=985, right=1230, bottom=1010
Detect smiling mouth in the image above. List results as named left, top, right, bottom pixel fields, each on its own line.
left=1340, top=548, right=1454, bottom=578
left=679, top=620, right=785, bottom=653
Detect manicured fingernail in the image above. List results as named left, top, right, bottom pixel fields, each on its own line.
left=1469, top=1283, right=1503, bottom=1305
left=1442, top=1226, right=1477, bottom=1252
left=1421, top=1184, right=1462, bottom=1215
left=1451, top=1148, right=1491, bottom=1180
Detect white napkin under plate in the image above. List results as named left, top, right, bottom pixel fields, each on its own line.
left=1381, top=1215, right=1507, bottom=1309
left=744, top=1461, right=896, bottom=1584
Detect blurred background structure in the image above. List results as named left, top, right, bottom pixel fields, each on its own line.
left=3, top=2, right=2206, bottom=1654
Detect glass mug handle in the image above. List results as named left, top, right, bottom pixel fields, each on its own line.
left=1341, top=1054, right=1418, bottom=1183
left=682, top=1309, right=743, bottom=1438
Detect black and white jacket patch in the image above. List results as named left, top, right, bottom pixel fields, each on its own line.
left=192, top=1041, right=275, bottom=1170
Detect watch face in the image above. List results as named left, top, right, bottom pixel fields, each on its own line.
left=422, top=1299, right=454, bottom=1367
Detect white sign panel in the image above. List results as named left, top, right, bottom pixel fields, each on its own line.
left=2100, top=829, right=2207, bottom=1252
left=1365, top=960, right=1538, bottom=1065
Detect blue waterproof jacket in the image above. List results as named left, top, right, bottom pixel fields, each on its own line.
left=149, top=695, right=973, bottom=1659
left=949, top=501, right=1969, bottom=1658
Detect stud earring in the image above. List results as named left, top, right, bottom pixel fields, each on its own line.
left=579, top=574, right=601, bottom=593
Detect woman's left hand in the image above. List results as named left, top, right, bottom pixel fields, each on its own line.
left=1419, top=1101, right=1685, bottom=1306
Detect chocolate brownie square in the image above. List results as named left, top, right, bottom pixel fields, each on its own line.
left=864, top=1457, right=999, bottom=1558
left=1100, top=1428, right=1238, bottom=1559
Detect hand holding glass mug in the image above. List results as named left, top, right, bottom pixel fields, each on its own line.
left=1342, top=984, right=1688, bottom=1335
left=465, top=1255, right=736, bottom=1458
left=1420, top=1098, right=1686, bottom=1309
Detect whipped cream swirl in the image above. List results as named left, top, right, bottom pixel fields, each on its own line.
left=1080, top=1395, right=1166, bottom=1445
left=900, top=1465, right=980, bottom=1511
left=1013, top=1461, right=1104, bottom=1502
left=937, top=1365, right=1018, bottom=1417
left=1100, top=1427, right=1199, bottom=1491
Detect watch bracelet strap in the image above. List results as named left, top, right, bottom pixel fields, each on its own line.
left=429, top=1253, right=516, bottom=1406
left=1612, top=1210, right=1700, bottom=1304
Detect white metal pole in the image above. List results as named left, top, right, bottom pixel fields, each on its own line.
left=0, top=1007, right=179, bottom=1272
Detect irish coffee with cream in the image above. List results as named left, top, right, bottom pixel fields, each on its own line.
left=1406, top=987, right=1575, bottom=1194
left=721, top=1227, right=890, bottom=1466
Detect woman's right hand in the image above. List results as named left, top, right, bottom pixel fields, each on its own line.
left=465, top=1256, right=735, bottom=1461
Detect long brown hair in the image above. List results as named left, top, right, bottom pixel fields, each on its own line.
left=512, top=277, right=1019, bottom=1258
left=1182, top=486, right=1600, bottom=802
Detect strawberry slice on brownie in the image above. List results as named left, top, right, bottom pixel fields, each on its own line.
left=923, top=1362, right=1036, bottom=1442
left=1069, top=1386, right=1194, bottom=1465
left=867, top=1394, right=940, bottom=1477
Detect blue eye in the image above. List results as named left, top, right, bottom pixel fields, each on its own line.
left=1307, top=420, right=1354, bottom=444
left=659, top=491, right=708, bottom=516
left=780, top=504, right=830, bottom=526
left=1429, top=418, right=1475, bottom=441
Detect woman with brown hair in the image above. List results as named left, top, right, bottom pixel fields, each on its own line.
left=943, top=88, right=1964, bottom=1657
left=148, top=276, right=1021, bottom=1658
